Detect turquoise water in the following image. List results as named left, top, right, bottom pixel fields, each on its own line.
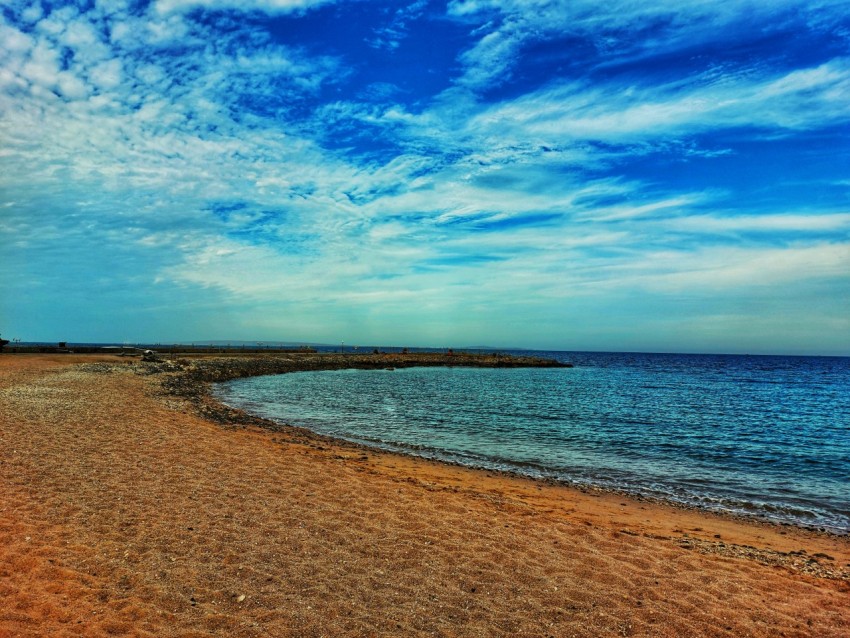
left=213, top=352, right=850, bottom=532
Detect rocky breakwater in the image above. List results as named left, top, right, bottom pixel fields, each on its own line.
left=158, top=351, right=570, bottom=429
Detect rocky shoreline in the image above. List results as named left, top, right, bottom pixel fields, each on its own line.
left=176, top=351, right=568, bottom=381
left=151, top=351, right=568, bottom=430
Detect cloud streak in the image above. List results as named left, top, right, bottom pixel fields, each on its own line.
left=154, top=0, right=336, bottom=16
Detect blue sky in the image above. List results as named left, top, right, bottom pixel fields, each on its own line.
left=1, top=0, right=849, bottom=354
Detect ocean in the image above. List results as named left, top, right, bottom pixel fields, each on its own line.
left=213, top=351, right=850, bottom=533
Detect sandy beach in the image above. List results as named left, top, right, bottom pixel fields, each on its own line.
left=1, top=354, right=848, bottom=638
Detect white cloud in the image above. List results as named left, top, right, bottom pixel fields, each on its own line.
left=0, top=23, right=34, bottom=54
left=580, top=195, right=708, bottom=222
left=134, top=63, right=168, bottom=86
left=34, top=9, right=75, bottom=37
left=659, top=212, right=850, bottom=234
left=154, top=0, right=336, bottom=15
left=61, top=19, right=99, bottom=48
left=89, top=58, right=123, bottom=89
left=56, top=71, right=89, bottom=100
left=143, top=15, right=192, bottom=44
left=21, top=3, right=44, bottom=24
left=19, top=44, right=60, bottom=88
left=96, top=0, right=132, bottom=15
left=464, top=58, right=850, bottom=146
left=455, top=23, right=524, bottom=90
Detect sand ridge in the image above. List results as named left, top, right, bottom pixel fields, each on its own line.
left=1, top=354, right=848, bottom=637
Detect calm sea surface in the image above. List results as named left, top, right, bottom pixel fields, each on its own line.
left=213, top=352, right=850, bottom=532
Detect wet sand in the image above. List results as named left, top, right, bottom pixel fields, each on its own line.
left=1, top=354, right=848, bottom=637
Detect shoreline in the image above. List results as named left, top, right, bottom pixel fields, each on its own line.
left=162, top=354, right=850, bottom=566
left=2, top=353, right=849, bottom=637
left=179, top=354, right=847, bottom=540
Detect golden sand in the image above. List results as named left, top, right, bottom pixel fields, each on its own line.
left=1, top=354, right=848, bottom=637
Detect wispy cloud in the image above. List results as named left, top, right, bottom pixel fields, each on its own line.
left=446, top=0, right=850, bottom=91
left=154, top=0, right=337, bottom=16
left=463, top=59, right=850, bottom=145
left=366, top=0, right=430, bottom=50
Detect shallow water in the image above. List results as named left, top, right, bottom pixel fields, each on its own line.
left=214, top=351, right=850, bottom=532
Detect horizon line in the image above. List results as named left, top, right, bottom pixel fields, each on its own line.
left=6, top=339, right=848, bottom=359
